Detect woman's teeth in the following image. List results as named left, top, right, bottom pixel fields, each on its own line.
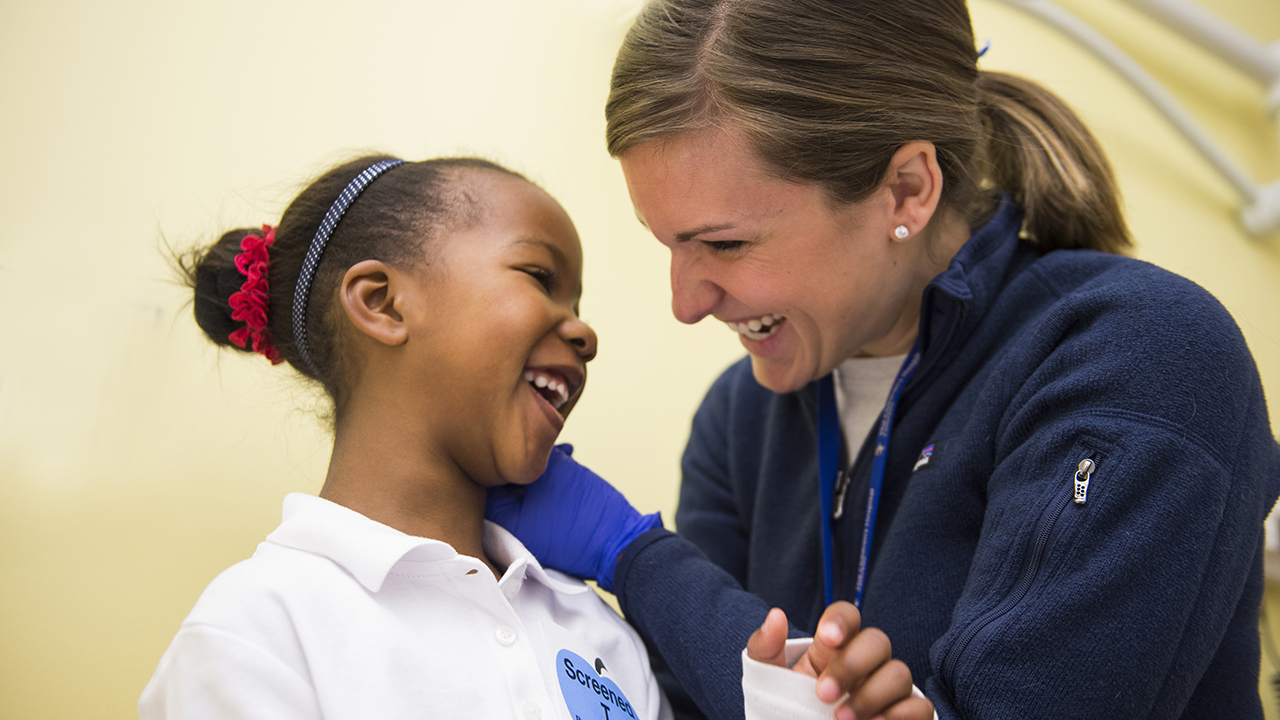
left=726, top=314, right=785, bottom=341
left=524, top=370, right=570, bottom=410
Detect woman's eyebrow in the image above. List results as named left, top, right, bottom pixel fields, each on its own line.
left=675, top=223, right=736, bottom=243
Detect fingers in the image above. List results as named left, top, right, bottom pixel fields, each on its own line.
left=806, top=602, right=926, bottom=720
left=840, top=658, right=913, bottom=720
left=874, top=696, right=935, bottom=720
left=815, top=626, right=890, bottom=703
left=746, top=608, right=789, bottom=667
left=805, top=601, right=862, bottom=680
left=790, top=648, right=819, bottom=678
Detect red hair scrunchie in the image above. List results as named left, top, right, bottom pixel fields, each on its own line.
left=227, top=225, right=283, bottom=365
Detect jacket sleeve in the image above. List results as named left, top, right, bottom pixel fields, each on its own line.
left=617, top=530, right=772, bottom=720
left=615, top=363, right=775, bottom=720
left=675, top=361, right=752, bottom=584
left=925, top=279, right=1280, bottom=719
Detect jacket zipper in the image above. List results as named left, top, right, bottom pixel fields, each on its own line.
left=1074, top=458, right=1095, bottom=504
left=838, top=302, right=959, bottom=521
left=832, top=471, right=852, bottom=520
left=900, top=297, right=965, bottom=412
left=940, top=452, right=1100, bottom=684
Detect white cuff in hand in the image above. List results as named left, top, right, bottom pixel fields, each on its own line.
left=741, top=638, right=934, bottom=720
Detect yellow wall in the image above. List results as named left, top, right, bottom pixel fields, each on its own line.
left=0, top=1, right=1277, bottom=717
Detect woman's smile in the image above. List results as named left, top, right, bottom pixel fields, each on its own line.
left=723, top=313, right=786, bottom=341
left=620, top=126, right=922, bottom=393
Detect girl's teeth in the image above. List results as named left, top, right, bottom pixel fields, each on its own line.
left=525, top=369, right=572, bottom=410
left=761, top=315, right=774, bottom=326
left=748, top=319, right=762, bottom=331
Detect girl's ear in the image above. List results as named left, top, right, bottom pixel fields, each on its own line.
left=883, top=141, right=943, bottom=240
left=339, top=259, right=408, bottom=347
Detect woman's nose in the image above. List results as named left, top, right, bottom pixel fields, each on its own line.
left=670, top=252, right=723, bottom=325
left=563, top=314, right=598, bottom=363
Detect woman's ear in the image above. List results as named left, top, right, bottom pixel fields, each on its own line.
left=339, top=259, right=409, bottom=347
left=884, top=141, right=943, bottom=240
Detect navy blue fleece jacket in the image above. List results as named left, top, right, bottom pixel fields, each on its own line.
left=614, top=196, right=1280, bottom=720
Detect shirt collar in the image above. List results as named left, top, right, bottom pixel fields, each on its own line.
left=266, top=493, right=586, bottom=596
left=483, top=519, right=589, bottom=597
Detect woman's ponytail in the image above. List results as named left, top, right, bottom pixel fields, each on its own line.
left=976, top=71, right=1132, bottom=254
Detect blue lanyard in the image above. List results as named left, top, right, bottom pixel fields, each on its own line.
left=816, top=343, right=921, bottom=607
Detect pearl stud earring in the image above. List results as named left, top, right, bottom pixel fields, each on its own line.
left=894, top=225, right=910, bottom=239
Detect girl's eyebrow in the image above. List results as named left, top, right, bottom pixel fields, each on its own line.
left=515, top=238, right=567, bottom=264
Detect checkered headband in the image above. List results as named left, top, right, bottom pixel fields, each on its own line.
left=291, top=159, right=406, bottom=370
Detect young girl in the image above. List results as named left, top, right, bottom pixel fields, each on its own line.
left=142, top=154, right=667, bottom=720
left=141, top=155, right=923, bottom=720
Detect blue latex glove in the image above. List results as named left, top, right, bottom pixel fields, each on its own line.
left=485, top=444, right=662, bottom=593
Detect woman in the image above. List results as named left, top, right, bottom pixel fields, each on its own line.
left=487, top=0, right=1280, bottom=718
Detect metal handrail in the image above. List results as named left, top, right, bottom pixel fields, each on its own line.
left=991, top=0, right=1280, bottom=237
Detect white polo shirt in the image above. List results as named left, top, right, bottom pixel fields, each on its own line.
left=140, top=493, right=672, bottom=720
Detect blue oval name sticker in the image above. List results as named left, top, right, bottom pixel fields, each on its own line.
left=556, top=649, right=637, bottom=720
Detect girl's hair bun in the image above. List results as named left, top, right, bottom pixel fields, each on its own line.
left=183, top=227, right=266, bottom=353
left=176, top=155, right=527, bottom=404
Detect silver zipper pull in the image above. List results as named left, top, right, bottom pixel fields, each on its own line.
left=833, top=471, right=851, bottom=520
left=1074, top=458, right=1095, bottom=505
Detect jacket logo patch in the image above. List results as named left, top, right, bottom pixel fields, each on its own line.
left=913, top=444, right=936, bottom=472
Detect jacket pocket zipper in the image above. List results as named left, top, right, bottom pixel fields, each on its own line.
left=1074, top=458, right=1096, bottom=504
left=939, top=452, right=1101, bottom=685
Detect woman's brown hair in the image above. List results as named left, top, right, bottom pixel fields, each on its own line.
left=605, top=0, right=1131, bottom=253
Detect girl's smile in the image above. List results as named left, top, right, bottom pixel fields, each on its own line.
left=524, top=366, right=585, bottom=420
left=394, top=168, right=596, bottom=487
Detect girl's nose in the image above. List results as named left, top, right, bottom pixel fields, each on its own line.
left=670, top=252, right=723, bottom=325
left=562, top=314, right=598, bottom=363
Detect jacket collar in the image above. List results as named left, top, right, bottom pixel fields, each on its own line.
left=798, top=194, right=1026, bottom=410
left=918, top=193, right=1026, bottom=359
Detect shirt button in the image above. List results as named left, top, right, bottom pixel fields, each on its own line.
left=495, top=625, right=517, bottom=646
left=521, top=701, right=542, bottom=720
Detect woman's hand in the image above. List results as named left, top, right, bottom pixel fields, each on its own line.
left=747, top=604, right=933, bottom=720
left=485, top=444, right=662, bottom=591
